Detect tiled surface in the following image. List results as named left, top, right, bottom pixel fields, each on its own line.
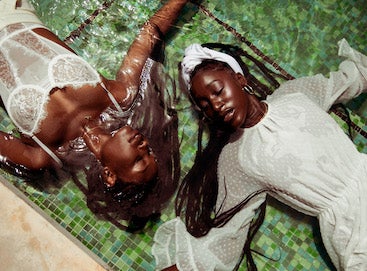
left=1, top=0, right=366, bottom=270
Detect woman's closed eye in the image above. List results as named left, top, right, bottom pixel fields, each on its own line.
left=209, top=80, right=224, bottom=95
left=213, top=87, right=223, bottom=96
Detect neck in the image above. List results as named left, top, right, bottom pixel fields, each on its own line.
left=242, top=95, right=267, bottom=128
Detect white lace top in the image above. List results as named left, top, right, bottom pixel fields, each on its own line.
left=0, top=23, right=122, bottom=165
left=152, top=39, right=367, bottom=271
left=0, top=23, right=102, bottom=136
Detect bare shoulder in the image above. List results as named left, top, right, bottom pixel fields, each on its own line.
left=31, top=28, right=75, bottom=53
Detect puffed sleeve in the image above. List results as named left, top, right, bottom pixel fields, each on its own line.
left=152, top=194, right=266, bottom=271
left=269, top=39, right=367, bottom=111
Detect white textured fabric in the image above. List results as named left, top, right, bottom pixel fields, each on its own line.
left=152, top=39, right=367, bottom=271
left=0, top=23, right=101, bottom=136
left=180, top=43, right=244, bottom=90
left=0, top=18, right=123, bottom=165
left=0, top=0, right=42, bottom=30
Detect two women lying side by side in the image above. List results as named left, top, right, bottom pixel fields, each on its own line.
left=153, top=40, right=367, bottom=270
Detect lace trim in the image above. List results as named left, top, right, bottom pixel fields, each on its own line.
left=12, top=29, right=56, bottom=60
left=0, top=50, right=16, bottom=89
left=6, top=23, right=25, bottom=33
left=49, top=54, right=100, bottom=89
left=7, top=85, right=49, bottom=135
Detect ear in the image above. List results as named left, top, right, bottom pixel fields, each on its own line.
left=102, top=166, right=118, bottom=187
left=234, top=72, right=248, bottom=87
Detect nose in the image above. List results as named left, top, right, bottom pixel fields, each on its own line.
left=210, top=96, right=224, bottom=112
left=137, top=138, right=148, bottom=150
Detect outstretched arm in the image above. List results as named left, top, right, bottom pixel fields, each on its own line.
left=115, top=0, right=189, bottom=107
left=271, top=39, right=367, bottom=111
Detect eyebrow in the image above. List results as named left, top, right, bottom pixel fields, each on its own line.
left=194, top=79, right=220, bottom=99
left=207, top=79, right=221, bottom=88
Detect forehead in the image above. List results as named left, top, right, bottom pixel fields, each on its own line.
left=193, top=65, right=232, bottom=78
left=191, top=68, right=233, bottom=94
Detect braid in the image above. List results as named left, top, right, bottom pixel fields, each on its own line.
left=176, top=122, right=231, bottom=237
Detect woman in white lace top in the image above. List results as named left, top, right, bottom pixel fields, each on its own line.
left=0, top=0, right=188, bottom=228
left=152, top=41, right=367, bottom=270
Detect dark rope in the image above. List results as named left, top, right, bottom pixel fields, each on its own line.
left=64, top=0, right=115, bottom=43
left=191, top=1, right=295, bottom=80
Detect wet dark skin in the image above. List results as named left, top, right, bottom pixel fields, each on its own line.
left=84, top=125, right=158, bottom=186
left=0, top=0, right=189, bottom=187
left=191, top=68, right=268, bottom=129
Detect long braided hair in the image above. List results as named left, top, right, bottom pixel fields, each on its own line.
left=176, top=43, right=286, bottom=270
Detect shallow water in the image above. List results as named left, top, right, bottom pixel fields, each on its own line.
left=2, top=0, right=367, bottom=270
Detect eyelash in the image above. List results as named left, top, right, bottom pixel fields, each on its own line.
left=215, top=88, right=223, bottom=95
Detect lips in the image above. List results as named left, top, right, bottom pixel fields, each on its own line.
left=222, top=108, right=235, bottom=123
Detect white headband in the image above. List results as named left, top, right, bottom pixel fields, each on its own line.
left=180, top=43, right=244, bottom=90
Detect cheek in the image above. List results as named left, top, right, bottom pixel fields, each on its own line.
left=228, top=83, right=244, bottom=99
left=229, top=87, right=246, bottom=107
left=103, top=142, right=135, bottom=170
left=230, top=89, right=247, bottom=128
left=233, top=109, right=246, bottom=128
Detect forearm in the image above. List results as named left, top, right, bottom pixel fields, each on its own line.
left=116, top=0, right=189, bottom=104
left=120, top=0, right=188, bottom=65
left=0, top=132, right=52, bottom=170
left=148, top=0, right=189, bottom=36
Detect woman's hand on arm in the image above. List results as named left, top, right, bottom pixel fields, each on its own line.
left=115, top=0, right=189, bottom=107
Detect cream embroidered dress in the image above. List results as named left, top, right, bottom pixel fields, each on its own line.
left=152, top=39, right=367, bottom=271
